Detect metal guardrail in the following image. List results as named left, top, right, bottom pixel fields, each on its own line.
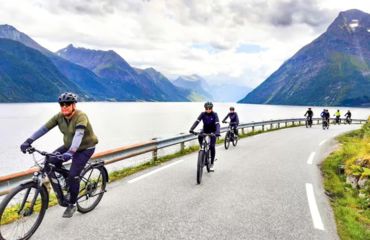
left=0, top=117, right=367, bottom=195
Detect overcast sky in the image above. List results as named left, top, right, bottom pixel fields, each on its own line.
left=1, top=0, right=369, bottom=88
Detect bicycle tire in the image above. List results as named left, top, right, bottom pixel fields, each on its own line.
left=77, top=166, right=107, bottom=213
left=197, top=150, right=204, bottom=184
left=232, top=135, right=238, bottom=146
left=206, top=150, right=212, bottom=173
left=0, top=182, right=48, bottom=240
left=224, top=132, right=230, bottom=149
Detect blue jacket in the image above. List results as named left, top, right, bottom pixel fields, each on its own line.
left=222, top=112, right=239, bottom=125
left=190, top=112, right=220, bottom=134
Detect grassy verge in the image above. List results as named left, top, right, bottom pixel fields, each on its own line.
left=321, top=118, right=370, bottom=240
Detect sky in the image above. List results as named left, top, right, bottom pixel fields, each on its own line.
left=0, top=0, right=370, bottom=88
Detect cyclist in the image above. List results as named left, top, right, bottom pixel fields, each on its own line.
left=222, top=106, right=239, bottom=137
left=189, top=102, right=220, bottom=170
left=321, top=109, right=330, bottom=126
left=20, top=92, right=98, bottom=218
left=334, top=109, right=341, bottom=124
left=304, top=108, right=314, bottom=125
left=344, top=110, right=352, bottom=123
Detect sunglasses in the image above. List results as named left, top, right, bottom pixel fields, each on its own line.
left=205, top=107, right=212, bottom=110
left=59, top=102, right=72, bottom=107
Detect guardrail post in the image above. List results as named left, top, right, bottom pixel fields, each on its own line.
left=270, top=123, right=273, bottom=129
left=299, top=120, right=301, bottom=125
left=152, top=138, right=158, bottom=163
left=278, top=123, right=280, bottom=128
left=152, top=149, right=158, bottom=163
left=242, top=128, right=245, bottom=135
left=262, top=125, right=265, bottom=131
left=179, top=133, right=185, bottom=152
left=252, top=126, right=255, bottom=132
left=317, top=119, right=320, bottom=124
left=292, top=121, right=295, bottom=126
left=285, top=122, right=287, bottom=127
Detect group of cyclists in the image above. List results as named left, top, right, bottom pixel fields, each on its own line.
left=19, top=93, right=240, bottom=218
left=189, top=102, right=240, bottom=171
left=304, top=107, right=352, bottom=127
left=19, top=92, right=356, bottom=219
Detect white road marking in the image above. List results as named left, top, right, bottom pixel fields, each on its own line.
left=319, top=139, right=327, bottom=146
left=307, top=152, right=316, bottom=165
left=306, top=183, right=325, bottom=230
left=128, top=160, right=184, bottom=183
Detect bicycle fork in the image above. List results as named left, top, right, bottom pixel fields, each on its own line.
left=18, top=186, right=40, bottom=217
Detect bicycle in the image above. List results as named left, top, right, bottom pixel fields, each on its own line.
left=0, top=147, right=108, bottom=240
left=322, top=118, right=329, bottom=130
left=305, top=116, right=313, bottom=128
left=334, top=116, right=341, bottom=125
left=223, top=122, right=238, bottom=149
left=344, top=117, right=352, bottom=124
left=192, top=132, right=215, bottom=184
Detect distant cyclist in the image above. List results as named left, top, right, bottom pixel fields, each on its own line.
left=321, top=109, right=330, bottom=125
left=334, top=109, right=341, bottom=124
left=222, top=106, right=239, bottom=137
left=344, top=110, right=352, bottom=124
left=304, top=108, right=314, bottom=125
left=20, top=92, right=98, bottom=218
left=189, top=102, right=220, bottom=170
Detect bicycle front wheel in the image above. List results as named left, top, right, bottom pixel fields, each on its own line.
left=197, top=151, right=205, bottom=184
left=232, top=135, right=238, bottom=146
left=0, top=182, right=48, bottom=240
left=77, top=165, right=107, bottom=213
left=224, top=132, right=230, bottom=149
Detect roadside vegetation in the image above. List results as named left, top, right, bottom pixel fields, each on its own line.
left=321, top=116, right=370, bottom=240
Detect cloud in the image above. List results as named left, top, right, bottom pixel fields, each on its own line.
left=0, top=0, right=369, bottom=89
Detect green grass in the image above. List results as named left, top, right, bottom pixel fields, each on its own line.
left=321, top=118, right=370, bottom=240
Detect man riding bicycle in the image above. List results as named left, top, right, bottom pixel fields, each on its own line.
left=344, top=110, right=352, bottom=123
left=334, top=109, right=341, bottom=124
left=222, top=106, right=239, bottom=137
left=304, top=108, right=313, bottom=123
left=20, top=92, right=98, bottom=218
left=189, top=102, right=220, bottom=170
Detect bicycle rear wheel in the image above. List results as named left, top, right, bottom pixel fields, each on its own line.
left=77, top=166, right=107, bottom=213
left=224, top=132, right=230, bottom=149
left=197, top=151, right=205, bottom=184
left=0, top=182, right=48, bottom=240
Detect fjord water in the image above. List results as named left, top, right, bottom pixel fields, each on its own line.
left=0, top=102, right=369, bottom=175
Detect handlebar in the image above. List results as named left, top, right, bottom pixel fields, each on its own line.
left=26, top=146, right=63, bottom=160
left=191, top=132, right=217, bottom=137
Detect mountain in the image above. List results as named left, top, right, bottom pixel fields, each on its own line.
left=0, top=38, right=85, bottom=102
left=239, top=9, right=370, bottom=106
left=57, top=45, right=189, bottom=101
left=173, top=75, right=213, bottom=101
left=135, top=68, right=189, bottom=101
left=0, top=24, right=111, bottom=100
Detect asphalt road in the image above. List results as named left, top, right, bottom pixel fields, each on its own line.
left=31, top=124, right=360, bottom=240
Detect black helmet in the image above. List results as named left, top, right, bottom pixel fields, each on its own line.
left=204, top=101, right=213, bottom=109
left=58, top=92, right=78, bottom=103
left=230, top=106, right=235, bottom=111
